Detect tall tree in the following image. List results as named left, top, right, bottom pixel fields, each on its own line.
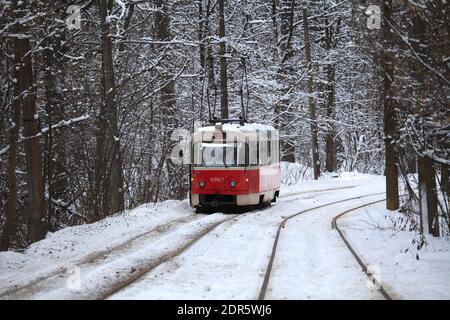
left=198, top=0, right=215, bottom=120
left=324, top=16, right=340, bottom=173
left=0, top=38, right=21, bottom=250
left=382, top=0, right=399, bottom=210
left=303, top=7, right=320, bottom=180
left=418, top=156, right=439, bottom=236
left=16, top=36, right=46, bottom=242
left=154, top=0, right=185, bottom=200
left=218, top=0, right=229, bottom=119
left=275, top=0, right=296, bottom=163
left=99, top=0, right=124, bottom=215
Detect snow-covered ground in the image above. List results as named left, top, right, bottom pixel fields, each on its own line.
left=265, top=195, right=387, bottom=300
left=0, top=170, right=449, bottom=300
left=0, top=200, right=192, bottom=293
left=339, top=203, right=450, bottom=299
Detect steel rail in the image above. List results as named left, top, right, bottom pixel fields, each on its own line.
left=0, top=214, right=203, bottom=299
left=331, top=199, right=392, bottom=300
left=1, top=185, right=367, bottom=300
left=258, top=192, right=386, bottom=300
left=101, top=186, right=356, bottom=299
left=99, top=186, right=366, bottom=299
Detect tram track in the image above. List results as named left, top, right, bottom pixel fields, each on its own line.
left=0, top=185, right=370, bottom=300
left=330, top=191, right=432, bottom=300
left=0, top=213, right=204, bottom=299
left=101, top=186, right=357, bottom=300
left=257, top=192, right=388, bottom=300
left=98, top=213, right=241, bottom=300
left=331, top=199, right=392, bottom=300
left=3, top=213, right=238, bottom=300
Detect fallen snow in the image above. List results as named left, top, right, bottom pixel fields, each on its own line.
left=0, top=200, right=193, bottom=296
left=339, top=203, right=450, bottom=300
left=266, top=196, right=386, bottom=300
left=30, top=213, right=232, bottom=300
left=0, top=171, right=448, bottom=300
left=110, top=175, right=388, bottom=299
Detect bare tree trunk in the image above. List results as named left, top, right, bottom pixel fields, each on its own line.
left=94, top=111, right=107, bottom=220
left=324, top=17, right=338, bottom=172
left=199, top=0, right=215, bottom=119
left=382, top=0, right=399, bottom=210
left=418, top=156, right=440, bottom=236
left=16, top=36, right=46, bottom=242
left=199, top=0, right=206, bottom=73
left=275, top=0, right=296, bottom=163
left=218, top=0, right=229, bottom=119
left=43, top=34, right=55, bottom=231
left=99, top=0, right=124, bottom=215
left=51, top=79, right=68, bottom=226
left=154, top=0, right=182, bottom=199
left=0, top=53, right=21, bottom=250
left=42, top=41, right=68, bottom=230
left=271, top=0, right=279, bottom=55
left=324, top=65, right=336, bottom=173
left=442, top=164, right=449, bottom=198
left=95, top=6, right=109, bottom=220
left=303, top=7, right=320, bottom=180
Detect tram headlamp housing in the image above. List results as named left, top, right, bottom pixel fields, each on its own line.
left=230, top=180, right=236, bottom=188
left=199, top=181, right=205, bottom=187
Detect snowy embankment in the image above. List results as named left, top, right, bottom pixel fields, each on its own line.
left=0, top=200, right=194, bottom=296
left=338, top=204, right=450, bottom=300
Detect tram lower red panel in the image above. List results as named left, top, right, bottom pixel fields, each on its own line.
left=191, top=164, right=280, bottom=195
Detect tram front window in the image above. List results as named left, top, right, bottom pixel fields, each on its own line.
left=196, top=142, right=246, bottom=167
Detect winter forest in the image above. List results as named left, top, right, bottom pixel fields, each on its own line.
left=0, top=0, right=448, bottom=251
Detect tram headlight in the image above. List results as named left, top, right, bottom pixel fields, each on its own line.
left=199, top=181, right=205, bottom=187
left=230, top=180, right=236, bottom=188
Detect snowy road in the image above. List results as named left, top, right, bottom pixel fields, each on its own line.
left=1, top=173, right=449, bottom=300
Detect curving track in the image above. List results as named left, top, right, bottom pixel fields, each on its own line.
left=2, top=213, right=236, bottom=300
left=102, top=186, right=358, bottom=299
left=331, top=199, right=394, bottom=300
left=0, top=214, right=201, bottom=298
left=257, top=193, right=395, bottom=300
left=0, top=186, right=353, bottom=300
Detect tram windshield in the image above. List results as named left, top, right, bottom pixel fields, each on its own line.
left=194, top=142, right=247, bottom=167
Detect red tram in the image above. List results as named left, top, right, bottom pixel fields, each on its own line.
left=190, top=121, right=280, bottom=212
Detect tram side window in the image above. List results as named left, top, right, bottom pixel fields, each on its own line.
left=248, top=138, right=258, bottom=166
left=273, top=138, right=279, bottom=164
left=193, top=142, right=202, bottom=166
left=237, top=142, right=248, bottom=166
left=259, top=135, right=267, bottom=165
left=267, top=130, right=271, bottom=164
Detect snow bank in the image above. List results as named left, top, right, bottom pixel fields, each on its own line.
left=0, top=199, right=192, bottom=293
left=280, top=162, right=380, bottom=198
left=339, top=203, right=450, bottom=299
